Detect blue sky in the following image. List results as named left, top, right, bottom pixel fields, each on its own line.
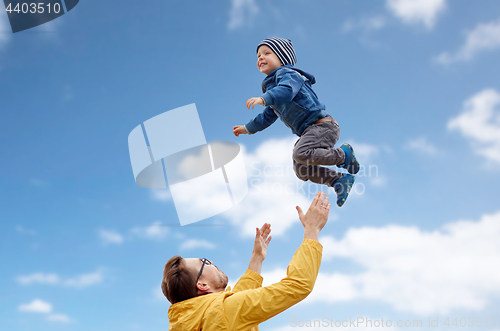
left=1, top=0, right=500, bottom=330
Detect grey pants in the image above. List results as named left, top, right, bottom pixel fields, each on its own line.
left=293, top=121, right=345, bottom=187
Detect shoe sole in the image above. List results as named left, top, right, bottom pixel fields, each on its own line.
left=337, top=176, right=355, bottom=207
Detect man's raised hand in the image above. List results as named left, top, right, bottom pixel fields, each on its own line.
left=296, top=192, right=330, bottom=241
left=253, top=223, right=272, bottom=261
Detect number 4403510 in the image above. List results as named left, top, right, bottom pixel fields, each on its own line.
left=5, top=2, right=62, bottom=14
left=444, top=317, right=498, bottom=327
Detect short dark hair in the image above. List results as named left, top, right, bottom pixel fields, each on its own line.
left=161, top=255, right=198, bottom=304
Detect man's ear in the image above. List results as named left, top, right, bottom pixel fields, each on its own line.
left=196, top=281, right=211, bottom=293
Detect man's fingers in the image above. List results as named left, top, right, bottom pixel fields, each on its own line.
left=260, top=224, right=266, bottom=236
left=319, top=191, right=325, bottom=205
left=296, top=206, right=304, bottom=220
left=311, top=192, right=319, bottom=207
left=321, top=195, right=330, bottom=210
left=265, top=236, right=272, bottom=245
left=260, top=224, right=271, bottom=240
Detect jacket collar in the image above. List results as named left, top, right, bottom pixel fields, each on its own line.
left=261, top=64, right=316, bottom=90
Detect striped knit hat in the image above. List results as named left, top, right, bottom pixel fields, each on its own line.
left=257, top=37, right=297, bottom=66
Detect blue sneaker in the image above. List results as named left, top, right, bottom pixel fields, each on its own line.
left=332, top=174, right=355, bottom=207
left=339, top=143, right=360, bottom=174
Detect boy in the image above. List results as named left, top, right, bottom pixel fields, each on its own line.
left=233, top=38, right=359, bottom=207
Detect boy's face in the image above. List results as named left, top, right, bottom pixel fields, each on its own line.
left=257, top=45, right=283, bottom=75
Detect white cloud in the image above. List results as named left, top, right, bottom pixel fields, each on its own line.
left=436, top=18, right=500, bottom=64
left=386, top=0, right=446, bottom=29
left=262, top=267, right=287, bottom=287
left=98, top=229, right=124, bottom=245
left=291, top=211, right=500, bottom=314
left=348, top=141, right=381, bottom=164
left=63, top=270, right=103, bottom=288
left=180, top=239, right=216, bottom=251
left=16, top=270, right=103, bottom=288
left=18, top=299, right=52, bottom=313
left=16, top=273, right=60, bottom=285
left=18, top=300, right=72, bottom=323
left=342, top=16, right=387, bottom=33
left=228, top=0, right=258, bottom=30
left=448, top=89, right=500, bottom=165
left=404, top=136, right=438, bottom=155
left=131, top=221, right=169, bottom=240
left=47, top=314, right=72, bottom=323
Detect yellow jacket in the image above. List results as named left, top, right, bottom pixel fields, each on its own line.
left=167, top=239, right=322, bottom=331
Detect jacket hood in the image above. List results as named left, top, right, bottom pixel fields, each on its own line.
left=262, top=64, right=316, bottom=87
left=168, top=292, right=227, bottom=330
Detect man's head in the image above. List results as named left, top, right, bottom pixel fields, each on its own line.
left=256, top=37, right=296, bottom=75
left=161, top=255, right=228, bottom=304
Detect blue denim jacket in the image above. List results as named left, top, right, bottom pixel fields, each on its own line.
left=245, top=64, right=328, bottom=136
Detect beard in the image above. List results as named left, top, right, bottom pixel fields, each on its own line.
left=214, top=271, right=229, bottom=290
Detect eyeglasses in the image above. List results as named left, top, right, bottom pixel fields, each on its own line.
left=196, top=258, right=212, bottom=283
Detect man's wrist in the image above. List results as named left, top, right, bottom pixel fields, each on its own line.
left=251, top=251, right=265, bottom=262
left=303, top=228, right=320, bottom=241
left=248, top=253, right=264, bottom=274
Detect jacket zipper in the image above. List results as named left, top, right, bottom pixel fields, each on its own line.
left=262, top=83, right=300, bottom=136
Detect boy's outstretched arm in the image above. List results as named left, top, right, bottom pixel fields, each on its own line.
left=244, top=106, right=279, bottom=134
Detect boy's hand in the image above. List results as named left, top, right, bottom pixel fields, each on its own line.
left=233, top=125, right=248, bottom=137
left=246, top=97, right=265, bottom=109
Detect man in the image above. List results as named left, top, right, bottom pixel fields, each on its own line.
left=162, top=191, right=331, bottom=331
